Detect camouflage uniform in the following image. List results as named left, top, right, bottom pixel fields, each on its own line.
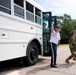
left=65, top=35, right=76, bottom=63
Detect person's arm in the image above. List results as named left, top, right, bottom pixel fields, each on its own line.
left=51, top=28, right=54, bottom=33
left=57, top=40, right=60, bottom=47
left=72, top=39, right=76, bottom=45
left=57, top=33, right=61, bottom=46
left=70, top=36, right=76, bottom=45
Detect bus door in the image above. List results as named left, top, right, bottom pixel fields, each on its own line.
left=43, top=12, right=57, bottom=56
left=43, top=12, right=51, bottom=56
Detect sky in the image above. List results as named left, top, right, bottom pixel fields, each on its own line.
left=34, top=0, right=76, bottom=19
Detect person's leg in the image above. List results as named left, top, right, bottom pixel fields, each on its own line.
left=73, top=52, right=76, bottom=61
left=50, top=43, right=54, bottom=66
left=66, top=53, right=74, bottom=63
left=65, top=49, right=74, bottom=63
left=74, top=54, right=76, bottom=60
left=70, top=48, right=75, bottom=60
left=52, top=43, right=57, bottom=65
left=50, top=43, right=57, bottom=68
left=66, top=55, right=73, bottom=62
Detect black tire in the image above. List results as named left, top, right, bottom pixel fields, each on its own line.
left=26, top=42, right=39, bottom=66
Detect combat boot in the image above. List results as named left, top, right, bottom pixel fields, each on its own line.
left=65, top=59, right=70, bottom=63
left=73, top=57, right=76, bottom=61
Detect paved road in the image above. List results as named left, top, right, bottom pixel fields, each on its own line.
left=0, top=45, right=76, bottom=75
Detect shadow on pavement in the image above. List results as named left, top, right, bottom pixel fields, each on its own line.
left=0, top=57, right=75, bottom=75
left=22, top=62, right=75, bottom=75
left=0, top=59, right=25, bottom=73
left=19, top=65, right=50, bottom=75
left=58, top=62, right=75, bottom=68
left=0, top=57, right=47, bottom=75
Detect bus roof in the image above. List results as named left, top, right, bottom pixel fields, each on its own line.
left=26, top=0, right=45, bottom=11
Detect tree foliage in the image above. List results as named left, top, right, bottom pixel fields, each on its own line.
left=57, top=14, right=76, bottom=44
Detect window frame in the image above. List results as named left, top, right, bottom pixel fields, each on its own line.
left=0, top=0, right=11, bottom=14
left=26, top=1, right=34, bottom=22
left=35, top=7, right=41, bottom=17
left=0, top=0, right=43, bottom=25
left=14, top=0, right=24, bottom=18
left=14, top=0, right=24, bottom=7
left=35, top=7, right=42, bottom=25
left=26, top=1, right=34, bottom=13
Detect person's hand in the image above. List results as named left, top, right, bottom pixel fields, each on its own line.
left=57, top=44, right=59, bottom=47
left=51, top=28, right=54, bottom=33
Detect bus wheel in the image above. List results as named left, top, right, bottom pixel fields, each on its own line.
left=26, top=42, right=39, bottom=66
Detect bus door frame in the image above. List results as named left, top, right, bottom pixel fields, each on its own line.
left=43, top=12, right=52, bottom=56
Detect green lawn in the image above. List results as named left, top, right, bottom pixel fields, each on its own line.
left=60, top=44, right=69, bottom=46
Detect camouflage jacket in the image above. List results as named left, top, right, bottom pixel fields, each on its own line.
left=69, top=35, right=76, bottom=51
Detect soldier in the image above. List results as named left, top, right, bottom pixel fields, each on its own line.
left=65, top=30, right=76, bottom=63
left=50, top=24, right=61, bottom=68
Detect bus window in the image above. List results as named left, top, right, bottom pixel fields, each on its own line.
left=35, top=7, right=41, bottom=25
left=26, top=1, right=34, bottom=22
left=14, top=0, right=24, bottom=7
left=14, top=0, right=24, bottom=18
left=43, top=14, right=49, bottom=32
left=0, top=0, right=11, bottom=14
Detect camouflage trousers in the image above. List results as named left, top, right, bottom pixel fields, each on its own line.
left=66, top=47, right=76, bottom=61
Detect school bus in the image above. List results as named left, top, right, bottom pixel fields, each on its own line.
left=0, top=0, right=57, bottom=65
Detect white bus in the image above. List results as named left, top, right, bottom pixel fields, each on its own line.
left=0, top=0, right=56, bottom=65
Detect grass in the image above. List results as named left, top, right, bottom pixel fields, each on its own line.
left=60, top=44, right=69, bottom=46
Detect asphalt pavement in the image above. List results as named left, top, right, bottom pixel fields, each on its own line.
left=0, top=45, right=76, bottom=75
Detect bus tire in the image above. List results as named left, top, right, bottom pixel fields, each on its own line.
left=26, top=42, right=39, bottom=66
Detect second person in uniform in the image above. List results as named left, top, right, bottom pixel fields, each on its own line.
left=65, top=30, right=76, bottom=63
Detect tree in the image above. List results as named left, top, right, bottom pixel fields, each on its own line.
left=57, top=14, right=76, bottom=44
